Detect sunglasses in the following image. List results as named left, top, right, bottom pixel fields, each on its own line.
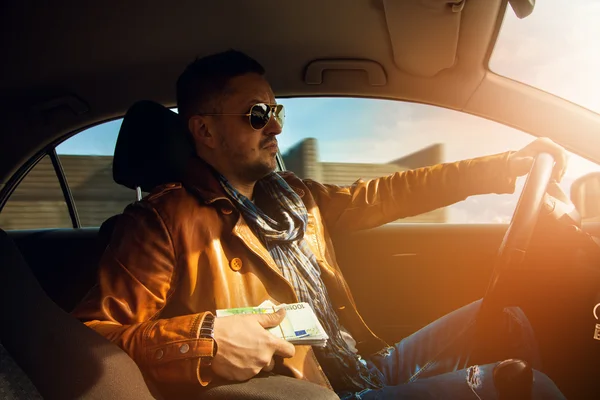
left=200, top=103, right=285, bottom=130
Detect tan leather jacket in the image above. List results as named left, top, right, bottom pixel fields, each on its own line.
left=72, top=153, right=516, bottom=390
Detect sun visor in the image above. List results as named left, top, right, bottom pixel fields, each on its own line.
left=383, top=0, right=465, bottom=77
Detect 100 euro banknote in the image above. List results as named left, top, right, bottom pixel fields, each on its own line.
left=216, top=302, right=329, bottom=346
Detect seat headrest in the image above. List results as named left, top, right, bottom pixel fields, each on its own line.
left=113, top=101, right=194, bottom=193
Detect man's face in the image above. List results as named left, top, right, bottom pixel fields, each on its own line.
left=195, top=73, right=282, bottom=182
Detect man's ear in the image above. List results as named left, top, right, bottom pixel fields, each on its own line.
left=188, top=115, right=217, bottom=150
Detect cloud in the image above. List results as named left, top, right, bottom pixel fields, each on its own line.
left=315, top=103, right=531, bottom=164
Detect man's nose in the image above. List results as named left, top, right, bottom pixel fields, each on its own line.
left=264, top=114, right=282, bottom=136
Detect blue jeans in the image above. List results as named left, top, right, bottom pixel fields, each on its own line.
left=340, top=300, right=565, bottom=399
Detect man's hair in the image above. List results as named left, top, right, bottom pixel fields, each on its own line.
left=176, top=49, right=266, bottom=122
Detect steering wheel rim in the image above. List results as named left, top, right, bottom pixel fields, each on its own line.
left=478, top=152, right=555, bottom=319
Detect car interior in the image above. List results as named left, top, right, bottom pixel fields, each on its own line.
left=2, top=0, right=600, bottom=399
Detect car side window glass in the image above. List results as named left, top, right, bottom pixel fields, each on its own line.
left=0, top=155, right=71, bottom=230
left=56, top=118, right=136, bottom=227
left=278, top=97, right=600, bottom=224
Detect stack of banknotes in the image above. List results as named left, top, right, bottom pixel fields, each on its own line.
left=216, top=300, right=329, bottom=347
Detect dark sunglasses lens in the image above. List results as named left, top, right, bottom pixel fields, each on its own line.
left=249, top=104, right=270, bottom=129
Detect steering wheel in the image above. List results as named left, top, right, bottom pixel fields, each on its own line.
left=477, top=152, right=556, bottom=323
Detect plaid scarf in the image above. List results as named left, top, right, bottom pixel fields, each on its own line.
left=218, top=172, right=384, bottom=393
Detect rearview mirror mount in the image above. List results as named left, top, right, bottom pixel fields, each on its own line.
left=508, top=0, right=535, bottom=19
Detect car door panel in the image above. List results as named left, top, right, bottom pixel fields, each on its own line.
left=332, top=224, right=507, bottom=343
left=8, top=228, right=103, bottom=312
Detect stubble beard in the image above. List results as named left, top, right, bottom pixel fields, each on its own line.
left=221, top=137, right=276, bottom=183
left=241, top=157, right=277, bottom=182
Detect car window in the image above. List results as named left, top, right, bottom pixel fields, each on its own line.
left=0, top=155, right=71, bottom=230
left=56, top=119, right=135, bottom=227
left=491, top=0, right=600, bottom=115
left=277, top=97, right=600, bottom=224
left=3, top=98, right=599, bottom=230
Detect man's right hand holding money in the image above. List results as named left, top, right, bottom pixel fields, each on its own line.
left=212, top=308, right=296, bottom=381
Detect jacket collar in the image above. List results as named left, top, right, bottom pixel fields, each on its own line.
left=181, top=156, right=231, bottom=205
left=182, top=156, right=306, bottom=206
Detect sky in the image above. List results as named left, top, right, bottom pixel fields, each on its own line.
left=56, top=0, right=600, bottom=222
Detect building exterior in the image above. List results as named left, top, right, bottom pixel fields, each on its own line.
left=282, top=138, right=446, bottom=223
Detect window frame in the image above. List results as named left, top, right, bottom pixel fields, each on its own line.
left=0, top=119, right=107, bottom=228
left=49, top=148, right=80, bottom=228
left=0, top=146, right=79, bottom=229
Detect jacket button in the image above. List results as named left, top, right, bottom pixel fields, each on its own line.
left=230, top=258, right=243, bottom=271
left=221, top=208, right=233, bottom=215
left=179, top=343, right=190, bottom=354
left=155, top=349, right=164, bottom=360
left=295, top=188, right=305, bottom=197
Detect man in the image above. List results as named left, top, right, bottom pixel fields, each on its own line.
left=73, top=50, right=567, bottom=399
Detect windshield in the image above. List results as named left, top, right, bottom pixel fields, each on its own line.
left=490, top=0, right=600, bottom=115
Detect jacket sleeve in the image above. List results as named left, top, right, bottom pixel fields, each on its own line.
left=71, top=202, right=214, bottom=386
left=304, top=152, right=517, bottom=233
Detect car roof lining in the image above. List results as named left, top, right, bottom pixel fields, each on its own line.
left=2, top=0, right=600, bottom=187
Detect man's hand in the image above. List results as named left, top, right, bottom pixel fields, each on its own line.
left=508, top=137, right=569, bottom=182
left=211, top=308, right=296, bottom=381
